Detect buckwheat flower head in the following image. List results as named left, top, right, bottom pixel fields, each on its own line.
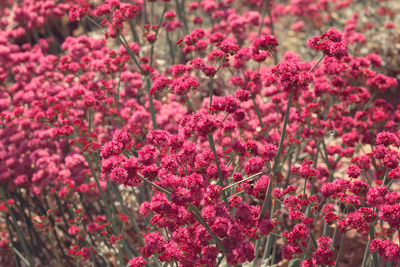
left=346, top=164, right=361, bottom=178
left=141, top=232, right=166, bottom=257
left=147, top=130, right=171, bottom=147
left=258, top=218, right=274, bottom=236
left=384, top=150, right=399, bottom=169
left=128, top=257, right=147, bottom=267
left=376, top=132, right=399, bottom=147
left=100, top=141, right=123, bottom=159
left=251, top=35, right=278, bottom=56
left=244, top=156, right=264, bottom=175
left=379, top=204, right=400, bottom=229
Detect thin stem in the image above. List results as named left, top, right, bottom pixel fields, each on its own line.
left=188, top=204, right=227, bottom=253
left=216, top=254, right=225, bottom=266
left=263, top=228, right=274, bottom=262
left=128, top=20, right=141, bottom=45
left=118, top=245, right=124, bottom=267
left=382, top=168, right=389, bottom=186
left=183, top=95, right=196, bottom=112
left=166, top=31, right=175, bottom=65
left=208, top=134, right=223, bottom=186
left=269, top=232, right=286, bottom=239
left=259, top=91, right=293, bottom=220
left=150, top=4, right=168, bottom=67
left=222, top=172, right=263, bottom=192
left=398, top=229, right=400, bottom=246
left=12, top=246, right=29, bottom=266
left=308, top=54, right=325, bottom=73
left=5, top=218, right=22, bottom=267
left=110, top=184, right=145, bottom=245
left=119, top=34, right=144, bottom=73
left=88, top=107, right=92, bottom=132
left=361, top=223, right=376, bottom=267
left=370, top=226, right=379, bottom=267
left=151, top=1, right=154, bottom=26
left=271, top=235, right=278, bottom=265
left=137, top=174, right=171, bottom=195
left=80, top=152, right=134, bottom=258
left=209, top=78, right=214, bottom=108
left=49, top=231, right=62, bottom=267
left=145, top=76, right=158, bottom=129
left=114, top=71, right=122, bottom=128
left=363, top=91, right=377, bottom=111
left=257, top=0, right=268, bottom=35
left=334, top=233, right=345, bottom=267
left=148, top=92, right=158, bottom=129
left=174, top=0, right=189, bottom=34
left=252, top=96, right=264, bottom=129
left=209, top=57, right=225, bottom=107
left=0, top=187, right=33, bottom=266
left=303, top=178, right=307, bottom=197
left=252, top=238, right=262, bottom=267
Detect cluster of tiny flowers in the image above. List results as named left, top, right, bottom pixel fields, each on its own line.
left=0, top=0, right=399, bottom=266
left=307, top=28, right=348, bottom=59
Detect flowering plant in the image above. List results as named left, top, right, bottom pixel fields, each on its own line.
left=0, top=0, right=399, bottom=266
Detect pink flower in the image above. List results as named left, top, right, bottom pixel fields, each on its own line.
left=251, top=35, right=278, bottom=55
left=244, top=156, right=264, bottom=175
left=346, top=165, right=361, bottom=178
left=128, top=257, right=147, bottom=267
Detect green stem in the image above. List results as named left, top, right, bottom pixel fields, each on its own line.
left=208, top=57, right=225, bottom=107
left=137, top=174, right=171, bottom=195
left=309, top=54, right=325, bottom=73
left=363, top=91, right=377, bottom=111
left=209, top=78, right=214, bottom=108
left=183, top=95, right=196, bottom=112
left=259, top=91, right=293, bottom=220
left=166, top=31, right=175, bottom=65
left=252, top=238, right=262, bottom=267
left=110, top=184, right=145, bottom=245
left=118, top=34, right=144, bottom=73
left=334, top=233, right=345, bottom=267
left=271, top=235, right=278, bottom=265
left=370, top=226, right=379, bottom=267
left=12, top=246, right=29, bottom=266
left=272, top=91, right=293, bottom=171
left=5, top=218, right=22, bottom=267
left=398, top=229, right=400, bottom=246
left=361, top=224, right=378, bottom=267
left=128, top=20, right=141, bottom=45
left=0, top=187, right=33, bottom=266
left=114, top=71, right=122, bottom=128
left=208, top=134, right=223, bottom=186
left=174, top=0, right=189, bottom=34
left=222, top=172, right=263, bottom=192
left=12, top=247, right=29, bottom=266
left=148, top=92, right=158, bottom=129
left=87, top=107, right=92, bottom=132
left=382, top=168, right=389, bottom=186
left=82, top=152, right=134, bottom=258
left=188, top=204, right=227, bottom=253
left=150, top=4, right=168, bottom=67
left=257, top=0, right=268, bottom=35
left=262, top=230, right=273, bottom=263
left=118, top=245, right=124, bottom=267
left=252, top=96, right=264, bottom=129
left=49, top=231, right=62, bottom=267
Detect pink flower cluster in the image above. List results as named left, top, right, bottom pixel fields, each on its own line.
left=0, top=0, right=399, bottom=266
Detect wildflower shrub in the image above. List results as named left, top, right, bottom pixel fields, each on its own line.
left=0, top=0, right=400, bottom=266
